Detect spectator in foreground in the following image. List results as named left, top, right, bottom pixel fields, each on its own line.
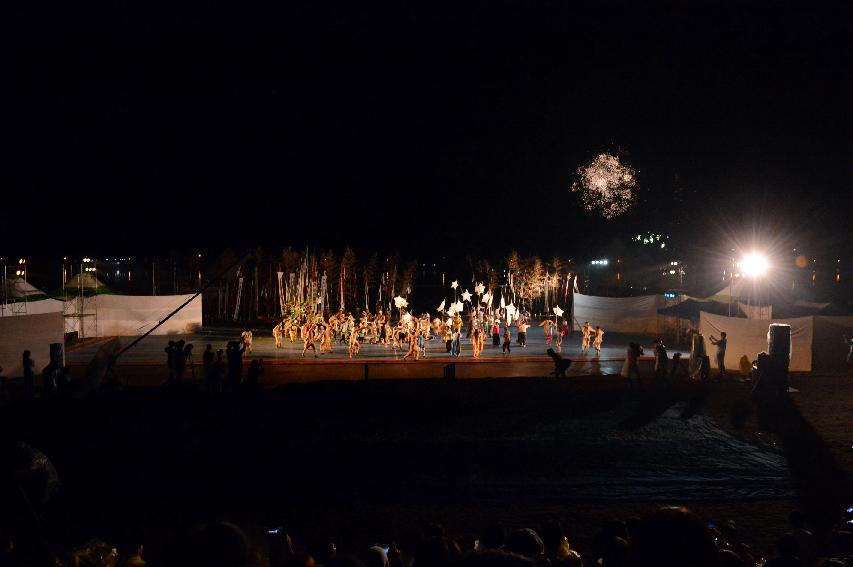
left=460, top=550, right=535, bottom=567
left=764, top=533, right=801, bottom=567
left=203, top=344, right=214, bottom=377
left=539, top=521, right=581, bottom=567
left=478, top=524, right=506, bottom=552
left=629, top=506, right=717, bottom=567
left=162, top=521, right=255, bottom=567
left=788, top=510, right=815, bottom=567
left=503, top=529, right=544, bottom=563
left=245, top=359, right=264, bottom=391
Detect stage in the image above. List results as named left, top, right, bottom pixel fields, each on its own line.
left=66, top=327, right=688, bottom=386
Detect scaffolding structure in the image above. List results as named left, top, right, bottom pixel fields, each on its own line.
left=2, top=262, right=31, bottom=316
left=62, top=262, right=99, bottom=338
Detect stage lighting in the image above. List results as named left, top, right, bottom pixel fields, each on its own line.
left=741, top=252, right=769, bottom=278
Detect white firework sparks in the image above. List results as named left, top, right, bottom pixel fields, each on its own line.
left=572, top=153, right=637, bottom=219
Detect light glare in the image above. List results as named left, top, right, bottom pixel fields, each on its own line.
left=741, top=252, right=769, bottom=278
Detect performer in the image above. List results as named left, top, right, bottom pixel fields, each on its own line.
left=555, top=319, right=565, bottom=353
left=472, top=327, right=481, bottom=358
left=593, top=325, right=605, bottom=356
left=320, top=318, right=334, bottom=354
left=581, top=322, right=593, bottom=354
left=517, top=319, right=529, bottom=347
left=384, top=321, right=394, bottom=347
left=419, top=314, right=430, bottom=357
left=301, top=321, right=317, bottom=357
left=540, top=317, right=555, bottom=345
left=403, top=326, right=421, bottom=361
left=272, top=321, right=283, bottom=349
left=240, top=329, right=253, bottom=354
left=492, top=319, right=500, bottom=346
left=348, top=326, right=361, bottom=358
left=502, top=324, right=511, bottom=355
left=451, top=327, right=462, bottom=357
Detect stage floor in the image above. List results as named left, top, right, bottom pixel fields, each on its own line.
left=66, top=327, right=688, bottom=384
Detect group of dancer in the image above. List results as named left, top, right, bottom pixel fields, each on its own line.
left=270, top=307, right=507, bottom=359
left=535, top=317, right=606, bottom=356
left=266, top=304, right=608, bottom=360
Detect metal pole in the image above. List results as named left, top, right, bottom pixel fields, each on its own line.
left=728, top=259, right=733, bottom=317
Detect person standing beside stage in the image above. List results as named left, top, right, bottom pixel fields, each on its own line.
left=621, top=342, right=643, bottom=389
left=653, top=338, right=669, bottom=382
left=22, top=350, right=36, bottom=399
left=203, top=344, right=214, bottom=380
left=709, top=332, right=728, bottom=377
left=226, top=340, right=246, bottom=391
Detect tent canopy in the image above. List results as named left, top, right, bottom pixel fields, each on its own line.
left=3, top=276, right=47, bottom=299
left=69, top=272, right=108, bottom=290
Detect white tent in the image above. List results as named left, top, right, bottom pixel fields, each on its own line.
left=68, top=272, right=108, bottom=290
left=3, top=276, right=46, bottom=298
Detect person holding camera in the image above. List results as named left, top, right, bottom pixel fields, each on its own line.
left=709, top=332, right=728, bottom=377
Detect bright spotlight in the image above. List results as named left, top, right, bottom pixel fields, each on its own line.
left=741, top=252, right=769, bottom=278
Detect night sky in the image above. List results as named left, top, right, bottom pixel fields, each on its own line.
left=3, top=2, right=852, bottom=259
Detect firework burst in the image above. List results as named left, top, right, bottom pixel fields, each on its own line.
left=572, top=153, right=637, bottom=219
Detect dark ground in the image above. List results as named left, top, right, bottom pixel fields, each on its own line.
left=1, top=372, right=851, bottom=562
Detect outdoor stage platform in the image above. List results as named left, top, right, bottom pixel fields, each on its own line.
left=66, top=327, right=688, bottom=386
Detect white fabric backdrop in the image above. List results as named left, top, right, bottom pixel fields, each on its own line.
left=95, top=294, right=202, bottom=336
left=0, top=312, right=64, bottom=377
left=573, top=293, right=665, bottom=335
left=699, top=311, right=813, bottom=371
